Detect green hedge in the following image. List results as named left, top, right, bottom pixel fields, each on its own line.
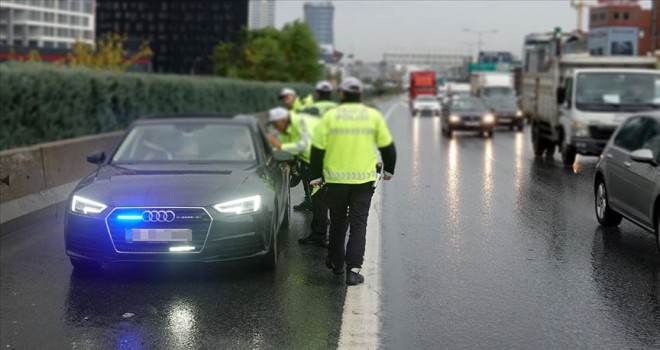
left=0, top=63, right=314, bottom=150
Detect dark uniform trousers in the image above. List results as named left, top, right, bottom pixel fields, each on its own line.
left=299, top=161, right=312, bottom=204
left=311, top=187, right=329, bottom=235
left=325, top=182, right=375, bottom=270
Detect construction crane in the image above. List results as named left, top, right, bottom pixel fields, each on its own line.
left=570, top=0, right=595, bottom=33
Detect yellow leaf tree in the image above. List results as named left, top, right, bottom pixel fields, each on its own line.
left=67, top=33, right=152, bottom=72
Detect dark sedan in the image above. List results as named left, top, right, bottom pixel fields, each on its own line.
left=441, top=97, right=496, bottom=138
left=65, top=115, right=292, bottom=271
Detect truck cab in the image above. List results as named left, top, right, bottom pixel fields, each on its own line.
left=557, top=68, right=660, bottom=165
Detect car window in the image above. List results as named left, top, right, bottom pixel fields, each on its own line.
left=613, top=117, right=645, bottom=151
left=639, top=119, right=660, bottom=161
left=112, top=123, right=257, bottom=163
left=452, top=98, right=484, bottom=111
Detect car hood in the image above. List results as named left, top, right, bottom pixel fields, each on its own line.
left=483, top=96, right=518, bottom=112
left=452, top=109, right=486, bottom=116
left=74, top=163, right=265, bottom=207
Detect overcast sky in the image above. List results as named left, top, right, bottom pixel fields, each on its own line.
left=275, top=0, right=652, bottom=62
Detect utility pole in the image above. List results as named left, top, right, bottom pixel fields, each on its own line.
left=653, top=0, right=658, bottom=53
left=463, top=28, right=498, bottom=58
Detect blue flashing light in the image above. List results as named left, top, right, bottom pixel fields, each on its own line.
left=117, top=215, right=143, bottom=221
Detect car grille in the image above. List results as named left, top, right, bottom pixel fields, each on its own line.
left=589, top=126, right=617, bottom=140
left=420, top=110, right=435, bottom=117
left=461, top=115, right=482, bottom=122
left=106, top=208, right=212, bottom=253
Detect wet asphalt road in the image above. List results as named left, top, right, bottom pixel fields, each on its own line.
left=1, top=190, right=343, bottom=348
left=379, top=99, right=660, bottom=349
left=1, top=96, right=659, bottom=349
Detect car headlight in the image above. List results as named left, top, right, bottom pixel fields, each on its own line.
left=71, top=195, right=107, bottom=216
left=449, top=115, right=461, bottom=123
left=516, top=110, right=523, bottom=117
left=482, top=113, right=496, bottom=124
left=213, top=195, right=261, bottom=215
left=571, top=121, right=590, bottom=137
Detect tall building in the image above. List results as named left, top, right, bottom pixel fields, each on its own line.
left=0, top=0, right=95, bottom=49
left=303, top=1, right=334, bottom=47
left=96, top=0, right=248, bottom=75
left=248, top=0, right=275, bottom=29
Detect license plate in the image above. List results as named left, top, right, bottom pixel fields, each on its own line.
left=465, top=121, right=480, bottom=127
left=126, top=228, right=192, bottom=242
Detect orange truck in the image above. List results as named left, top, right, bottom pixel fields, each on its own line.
left=409, top=71, right=437, bottom=111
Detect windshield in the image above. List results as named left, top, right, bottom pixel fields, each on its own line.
left=483, top=86, right=514, bottom=98
left=576, top=72, right=660, bottom=111
left=415, top=95, right=437, bottom=103
left=112, top=123, right=257, bottom=163
left=452, top=98, right=485, bottom=111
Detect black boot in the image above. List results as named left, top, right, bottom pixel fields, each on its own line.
left=298, top=233, right=324, bottom=245
left=325, top=257, right=344, bottom=275
left=346, top=268, right=364, bottom=286
left=293, top=200, right=312, bottom=211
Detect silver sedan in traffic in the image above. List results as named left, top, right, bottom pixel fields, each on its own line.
left=594, top=112, right=660, bottom=252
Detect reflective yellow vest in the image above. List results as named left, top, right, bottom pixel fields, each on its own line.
left=312, top=103, right=393, bottom=184
left=279, top=112, right=319, bottom=164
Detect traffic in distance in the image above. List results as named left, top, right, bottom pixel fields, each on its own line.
left=404, top=42, right=660, bottom=252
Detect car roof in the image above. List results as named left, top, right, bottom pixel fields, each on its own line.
left=132, top=114, right=261, bottom=128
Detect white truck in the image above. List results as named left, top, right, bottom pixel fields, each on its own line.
left=471, top=72, right=524, bottom=130
left=521, top=54, right=659, bottom=166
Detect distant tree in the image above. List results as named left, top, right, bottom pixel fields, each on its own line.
left=27, top=49, right=42, bottom=62
left=65, top=33, right=152, bottom=72
left=211, top=22, right=322, bottom=83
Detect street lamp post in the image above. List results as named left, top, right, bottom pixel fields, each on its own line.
left=463, top=28, right=498, bottom=57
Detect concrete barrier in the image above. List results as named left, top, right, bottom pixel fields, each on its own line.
left=0, top=131, right=122, bottom=235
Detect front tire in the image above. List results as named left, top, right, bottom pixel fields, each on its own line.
left=282, top=188, right=290, bottom=229
left=595, top=179, right=622, bottom=227
left=260, top=212, right=279, bottom=271
left=655, top=208, right=659, bottom=254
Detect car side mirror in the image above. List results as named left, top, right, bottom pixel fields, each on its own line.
left=630, top=149, right=656, bottom=164
left=556, top=87, right=566, bottom=105
left=273, top=150, right=294, bottom=163
left=86, top=150, right=106, bottom=165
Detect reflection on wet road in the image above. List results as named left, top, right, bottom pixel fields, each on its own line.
left=1, top=97, right=658, bottom=349
left=380, top=101, right=660, bottom=349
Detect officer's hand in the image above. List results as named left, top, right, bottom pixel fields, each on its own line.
left=267, top=134, right=281, bottom=149
left=310, top=178, right=324, bottom=188
left=383, top=172, right=393, bottom=181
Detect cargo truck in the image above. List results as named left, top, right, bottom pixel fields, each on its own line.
left=521, top=54, right=659, bottom=166
left=409, top=71, right=437, bottom=112
left=471, top=72, right=524, bottom=130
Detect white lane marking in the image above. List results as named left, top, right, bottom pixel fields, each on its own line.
left=337, top=185, right=383, bottom=350
left=384, top=100, right=401, bottom=121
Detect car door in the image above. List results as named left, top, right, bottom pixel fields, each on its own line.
left=621, top=118, right=660, bottom=227
left=257, top=125, right=287, bottom=220
left=606, top=117, right=645, bottom=216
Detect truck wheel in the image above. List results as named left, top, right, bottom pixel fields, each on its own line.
left=483, top=130, right=493, bottom=138
left=655, top=208, right=659, bottom=254
left=545, top=144, right=556, bottom=157
left=532, top=126, right=546, bottom=157
left=562, top=145, right=577, bottom=167
left=516, top=123, right=524, bottom=132
left=595, top=179, right=622, bottom=227
left=445, top=127, right=453, bottom=138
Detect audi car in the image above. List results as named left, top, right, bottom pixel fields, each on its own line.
left=64, top=114, right=292, bottom=271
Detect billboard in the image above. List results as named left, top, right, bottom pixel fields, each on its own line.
left=588, top=27, right=639, bottom=56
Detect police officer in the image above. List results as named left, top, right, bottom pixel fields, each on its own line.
left=280, top=88, right=312, bottom=113
left=309, top=77, right=397, bottom=285
left=266, top=107, right=329, bottom=246
left=301, top=80, right=338, bottom=117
